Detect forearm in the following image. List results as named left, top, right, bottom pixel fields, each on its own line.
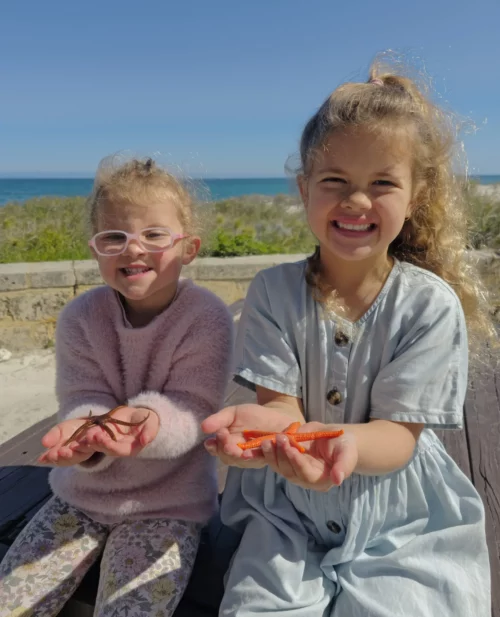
left=256, top=386, right=306, bottom=427
left=336, top=419, right=423, bottom=475
left=263, top=401, right=306, bottom=424
left=129, top=392, right=209, bottom=459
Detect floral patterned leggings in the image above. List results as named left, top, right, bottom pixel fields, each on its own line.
left=0, top=496, right=201, bottom=617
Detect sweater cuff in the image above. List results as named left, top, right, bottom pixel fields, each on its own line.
left=128, top=391, right=202, bottom=459
left=62, top=404, right=115, bottom=473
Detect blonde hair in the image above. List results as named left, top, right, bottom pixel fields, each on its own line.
left=299, top=56, right=495, bottom=347
left=88, top=154, right=199, bottom=235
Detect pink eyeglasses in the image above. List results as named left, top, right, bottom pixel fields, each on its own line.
left=89, top=227, right=189, bottom=256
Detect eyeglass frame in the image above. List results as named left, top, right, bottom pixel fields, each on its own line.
left=88, top=227, right=189, bottom=257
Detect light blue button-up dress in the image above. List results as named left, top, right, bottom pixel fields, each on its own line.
left=220, top=259, right=490, bottom=616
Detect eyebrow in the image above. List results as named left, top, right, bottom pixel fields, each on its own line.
left=316, top=165, right=403, bottom=176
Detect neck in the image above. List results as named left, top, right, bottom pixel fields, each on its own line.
left=121, top=282, right=179, bottom=328
left=319, top=250, right=393, bottom=321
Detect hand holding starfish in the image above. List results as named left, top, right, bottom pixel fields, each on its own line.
left=203, top=404, right=358, bottom=489
left=237, top=421, right=344, bottom=453
left=39, top=405, right=159, bottom=466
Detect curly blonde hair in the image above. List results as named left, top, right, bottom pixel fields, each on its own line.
left=88, top=154, right=199, bottom=235
left=300, top=56, right=495, bottom=347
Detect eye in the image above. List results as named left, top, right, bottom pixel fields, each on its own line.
left=144, top=229, right=170, bottom=239
left=373, top=179, right=396, bottom=187
left=100, top=232, right=125, bottom=241
left=321, top=177, right=346, bottom=184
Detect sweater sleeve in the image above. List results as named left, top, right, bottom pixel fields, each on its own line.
left=128, top=298, right=234, bottom=460
left=55, top=298, right=120, bottom=472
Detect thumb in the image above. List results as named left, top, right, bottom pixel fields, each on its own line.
left=139, top=412, right=160, bottom=446
left=201, top=407, right=237, bottom=435
left=41, top=425, right=63, bottom=448
left=330, top=433, right=358, bottom=486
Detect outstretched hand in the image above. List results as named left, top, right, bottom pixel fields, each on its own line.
left=38, top=406, right=159, bottom=466
left=202, top=403, right=296, bottom=469
left=258, top=422, right=358, bottom=490
left=202, top=405, right=358, bottom=489
left=38, top=417, right=96, bottom=466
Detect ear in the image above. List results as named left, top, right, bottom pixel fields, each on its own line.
left=297, top=174, right=308, bottom=208
left=182, top=236, right=201, bottom=265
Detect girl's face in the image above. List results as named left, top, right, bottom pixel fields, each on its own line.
left=299, top=126, right=414, bottom=268
left=91, top=199, right=199, bottom=316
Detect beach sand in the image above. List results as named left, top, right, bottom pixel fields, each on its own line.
left=474, top=183, right=500, bottom=201
left=0, top=350, right=56, bottom=445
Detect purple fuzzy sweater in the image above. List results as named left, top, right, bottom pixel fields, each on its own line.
left=48, top=280, right=233, bottom=525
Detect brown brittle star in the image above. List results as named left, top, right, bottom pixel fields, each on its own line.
left=237, top=421, right=344, bottom=453
left=62, top=405, right=150, bottom=447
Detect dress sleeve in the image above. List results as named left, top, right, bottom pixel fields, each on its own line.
left=234, top=272, right=302, bottom=398
left=370, top=295, right=468, bottom=429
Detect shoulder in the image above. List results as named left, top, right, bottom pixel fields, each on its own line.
left=246, top=259, right=308, bottom=305
left=391, top=261, right=463, bottom=319
left=57, top=285, right=115, bottom=329
left=175, top=279, right=233, bottom=331
left=384, top=261, right=467, bottom=348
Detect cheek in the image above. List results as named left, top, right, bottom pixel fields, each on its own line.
left=97, top=257, right=116, bottom=276
left=151, top=251, right=183, bottom=271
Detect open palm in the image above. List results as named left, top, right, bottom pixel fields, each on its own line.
left=202, top=403, right=299, bottom=467
left=38, top=407, right=158, bottom=466
left=38, top=417, right=96, bottom=466
left=261, top=422, right=358, bottom=490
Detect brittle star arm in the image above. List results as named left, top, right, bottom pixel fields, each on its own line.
left=238, top=422, right=344, bottom=453
left=61, top=405, right=149, bottom=447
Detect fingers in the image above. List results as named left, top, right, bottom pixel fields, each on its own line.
left=262, top=435, right=296, bottom=479
left=204, top=429, right=265, bottom=469
left=201, top=407, right=237, bottom=435
left=38, top=444, right=92, bottom=466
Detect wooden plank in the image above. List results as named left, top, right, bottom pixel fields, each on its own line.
left=465, top=355, right=500, bottom=617
left=434, top=425, right=472, bottom=481
left=0, top=414, right=56, bottom=467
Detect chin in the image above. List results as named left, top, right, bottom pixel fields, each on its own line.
left=326, top=246, right=376, bottom=262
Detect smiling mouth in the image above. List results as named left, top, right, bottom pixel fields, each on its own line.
left=332, top=221, right=376, bottom=231
left=120, top=267, right=153, bottom=276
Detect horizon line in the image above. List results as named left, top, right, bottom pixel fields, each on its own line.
left=0, top=174, right=292, bottom=180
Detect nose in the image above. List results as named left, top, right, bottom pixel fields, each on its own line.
left=123, top=238, right=146, bottom=257
left=341, top=188, right=372, bottom=211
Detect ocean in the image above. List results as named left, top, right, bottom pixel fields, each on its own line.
left=1, top=175, right=499, bottom=206
left=0, top=177, right=297, bottom=206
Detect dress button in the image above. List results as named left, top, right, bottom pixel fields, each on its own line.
left=326, top=520, right=341, bottom=534
left=334, top=331, right=349, bottom=346
left=327, top=387, right=342, bottom=406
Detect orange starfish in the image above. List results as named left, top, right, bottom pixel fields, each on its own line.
left=238, top=421, right=344, bottom=453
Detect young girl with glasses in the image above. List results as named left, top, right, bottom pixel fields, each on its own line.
left=0, top=155, right=233, bottom=617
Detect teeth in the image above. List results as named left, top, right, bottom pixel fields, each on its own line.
left=336, top=222, right=372, bottom=231
left=123, top=268, right=150, bottom=275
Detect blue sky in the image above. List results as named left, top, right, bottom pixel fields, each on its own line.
left=1, top=0, right=499, bottom=177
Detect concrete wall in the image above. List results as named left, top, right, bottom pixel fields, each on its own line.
left=0, top=251, right=498, bottom=352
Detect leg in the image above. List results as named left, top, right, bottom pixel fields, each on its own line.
left=219, top=469, right=335, bottom=616
left=326, top=433, right=491, bottom=617
left=0, top=496, right=108, bottom=617
left=331, top=522, right=490, bottom=617
left=94, top=518, right=201, bottom=617
left=220, top=515, right=334, bottom=617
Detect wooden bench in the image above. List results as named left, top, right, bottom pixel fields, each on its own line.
left=0, top=316, right=499, bottom=615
